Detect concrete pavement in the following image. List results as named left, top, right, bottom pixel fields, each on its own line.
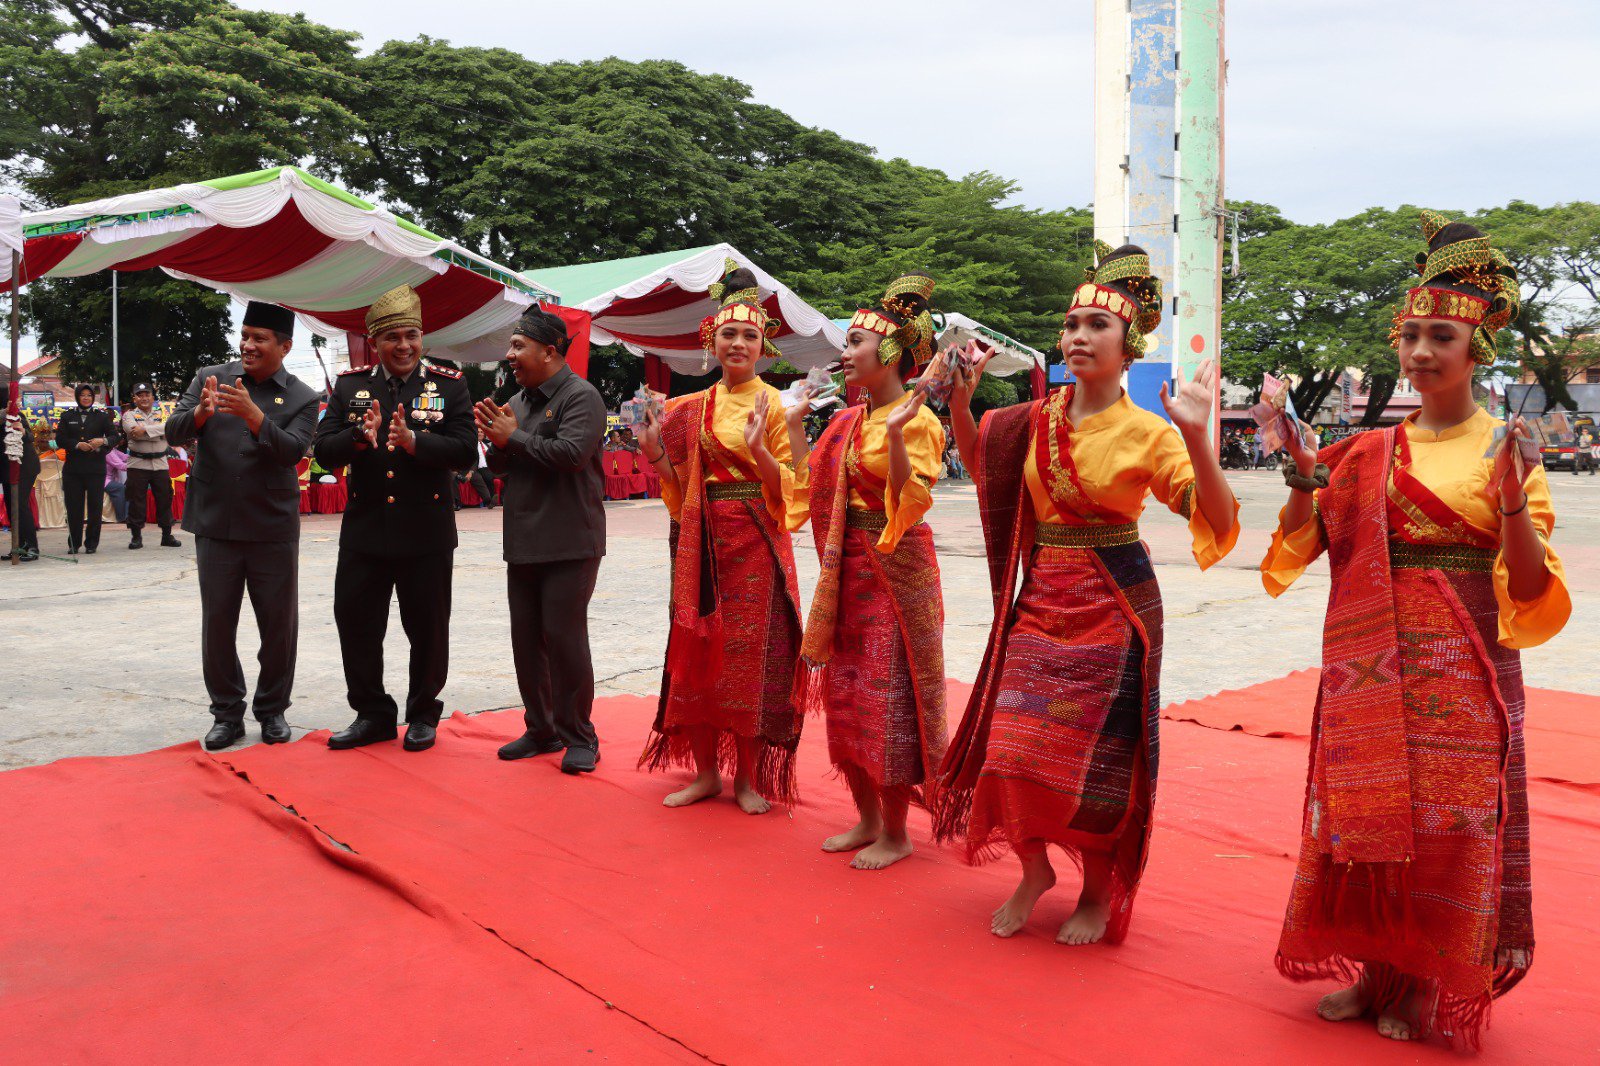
left=3, top=470, right=1595, bottom=768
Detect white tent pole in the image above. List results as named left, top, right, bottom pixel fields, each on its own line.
left=9, top=248, right=20, bottom=565
left=111, top=272, right=119, bottom=407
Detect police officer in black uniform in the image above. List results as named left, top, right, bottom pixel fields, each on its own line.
left=314, top=285, right=476, bottom=752
left=56, top=383, right=117, bottom=554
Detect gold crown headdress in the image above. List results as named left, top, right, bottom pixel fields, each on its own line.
left=699, top=258, right=782, bottom=370
left=1066, top=241, right=1163, bottom=360
left=1390, top=210, right=1519, bottom=366
left=849, top=272, right=938, bottom=372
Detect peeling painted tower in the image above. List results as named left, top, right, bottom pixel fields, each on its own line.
left=1092, top=0, right=1224, bottom=434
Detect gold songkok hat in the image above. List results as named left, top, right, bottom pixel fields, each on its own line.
left=1391, top=210, right=1519, bottom=366
left=849, top=272, right=938, bottom=373
left=1067, top=241, right=1163, bottom=360
left=366, top=284, right=424, bottom=336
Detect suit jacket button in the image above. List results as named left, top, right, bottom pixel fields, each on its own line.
left=386, top=495, right=395, bottom=504
left=433, top=493, right=440, bottom=500
left=386, top=470, right=394, bottom=479
left=387, top=444, right=396, bottom=452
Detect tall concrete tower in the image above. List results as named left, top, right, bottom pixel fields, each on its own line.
left=1092, top=0, right=1225, bottom=437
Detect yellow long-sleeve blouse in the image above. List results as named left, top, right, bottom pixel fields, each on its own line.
left=1261, top=409, right=1570, bottom=649
left=659, top=375, right=796, bottom=528
left=1021, top=391, right=1239, bottom=570
left=790, top=391, right=946, bottom=553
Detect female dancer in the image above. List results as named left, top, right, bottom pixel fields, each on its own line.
left=936, top=243, right=1239, bottom=945
left=638, top=265, right=805, bottom=815
left=1263, top=213, right=1569, bottom=1046
left=790, top=273, right=950, bottom=870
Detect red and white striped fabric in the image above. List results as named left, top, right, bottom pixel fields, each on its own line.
left=1, top=168, right=560, bottom=364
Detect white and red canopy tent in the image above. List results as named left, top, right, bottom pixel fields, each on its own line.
left=524, top=243, right=845, bottom=388
left=0, top=167, right=564, bottom=368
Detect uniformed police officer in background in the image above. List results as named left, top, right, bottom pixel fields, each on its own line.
left=56, top=383, right=116, bottom=554
left=314, top=285, right=476, bottom=753
left=166, top=302, right=319, bottom=751
left=121, top=382, right=181, bottom=549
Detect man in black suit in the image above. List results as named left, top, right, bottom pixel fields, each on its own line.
left=314, top=285, right=476, bottom=752
left=56, top=383, right=116, bottom=554
left=165, top=302, right=319, bottom=751
left=475, top=307, right=607, bottom=774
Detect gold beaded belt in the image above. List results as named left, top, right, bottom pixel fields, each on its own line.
left=845, top=507, right=890, bottom=531
left=1388, top=541, right=1497, bottom=573
left=706, top=480, right=765, bottom=501
left=1034, top=521, right=1141, bottom=548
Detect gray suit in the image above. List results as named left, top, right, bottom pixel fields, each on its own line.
left=486, top=365, right=607, bottom=749
left=166, top=360, right=320, bottom=723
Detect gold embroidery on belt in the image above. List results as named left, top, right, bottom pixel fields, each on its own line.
left=845, top=507, right=890, bottom=531
left=1034, top=521, right=1141, bottom=548
left=1388, top=541, right=1496, bottom=573
left=706, top=480, right=764, bottom=501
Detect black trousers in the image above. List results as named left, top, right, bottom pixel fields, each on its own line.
left=62, top=464, right=105, bottom=550
left=333, top=547, right=453, bottom=726
left=467, top=468, right=495, bottom=506
left=5, top=473, right=37, bottom=552
left=508, top=556, right=601, bottom=750
left=125, top=466, right=174, bottom=532
left=195, top=534, right=298, bottom=723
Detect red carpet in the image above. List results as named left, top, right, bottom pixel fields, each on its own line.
left=4, top=674, right=1598, bottom=1063
left=0, top=750, right=697, bottom=1063
left=1165, top=669, right=1600, bottom=788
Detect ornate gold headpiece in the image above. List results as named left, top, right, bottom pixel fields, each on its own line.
left=1391, top=211, right=1519, bottom=366
left=366, top=284, right=423, bottom=336
left=1066, top=241, right=1163, bottom=360
left=850, top=272, right=937, bottom=372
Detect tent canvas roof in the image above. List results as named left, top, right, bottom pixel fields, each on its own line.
left=1, top=168, right=554, bottom=363
left=525, top=243, right=844, bottom=374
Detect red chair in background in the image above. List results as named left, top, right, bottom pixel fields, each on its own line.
left=603, top=450, right=632, bottom=500
left=621, top=449, right=648, bottom=497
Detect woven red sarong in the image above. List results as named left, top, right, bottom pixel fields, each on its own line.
left=798, top=408, right=948, bottom=801
left=641, top=391, right=804, bottom=804
left=935, top=398, right=1164, bottom=945
left=1277, top=429, right=1534, bottom=1048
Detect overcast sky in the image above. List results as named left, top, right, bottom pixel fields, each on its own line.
left=245, top=0, right=1598, bottom=222
left=14, top=1, right=1597, bottom=373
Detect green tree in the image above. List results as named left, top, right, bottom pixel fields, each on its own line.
left=1474, top=200, right=1600, bottom=411
left=1221, top=204, right=1421, bottom=422
left=3, top=0, right=361, bottom=391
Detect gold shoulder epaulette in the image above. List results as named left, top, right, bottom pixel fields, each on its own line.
left=425, top=362, right=463, bottom=380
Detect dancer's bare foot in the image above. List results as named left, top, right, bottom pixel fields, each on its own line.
left=1315, top=982, right=1368, bottom=1023
left=851, top=836, right=912, bottom=870
left=733, top=779, right=770, bottom=815
left=663, top=774, right=722, bottom=808
left=1055, top=900, right=1110, bottom=946
left=991, top=852, right=1056, bottom=938
left=1375, top=986, right=1427, bottom=1042
left=822, top=821, right=879, bottom=853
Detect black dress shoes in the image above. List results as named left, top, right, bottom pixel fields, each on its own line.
left=497, top=732, right=565, bottom=761
left=403, top=721, right=437, bottom=752
left=204, top=721, right=246, bottom=750
left=561, top=745, right=600, bottom=775
left=66, top=545, right=78, bottom=555
left=327, top=719, right=399, bottom=750
left=260, top=713, right=291, bottom=744
left=128, top=531, right=143, bottom=549
left=160, top=533, right=182, bottom=547
left=84, top=546, right=96, bottom=554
